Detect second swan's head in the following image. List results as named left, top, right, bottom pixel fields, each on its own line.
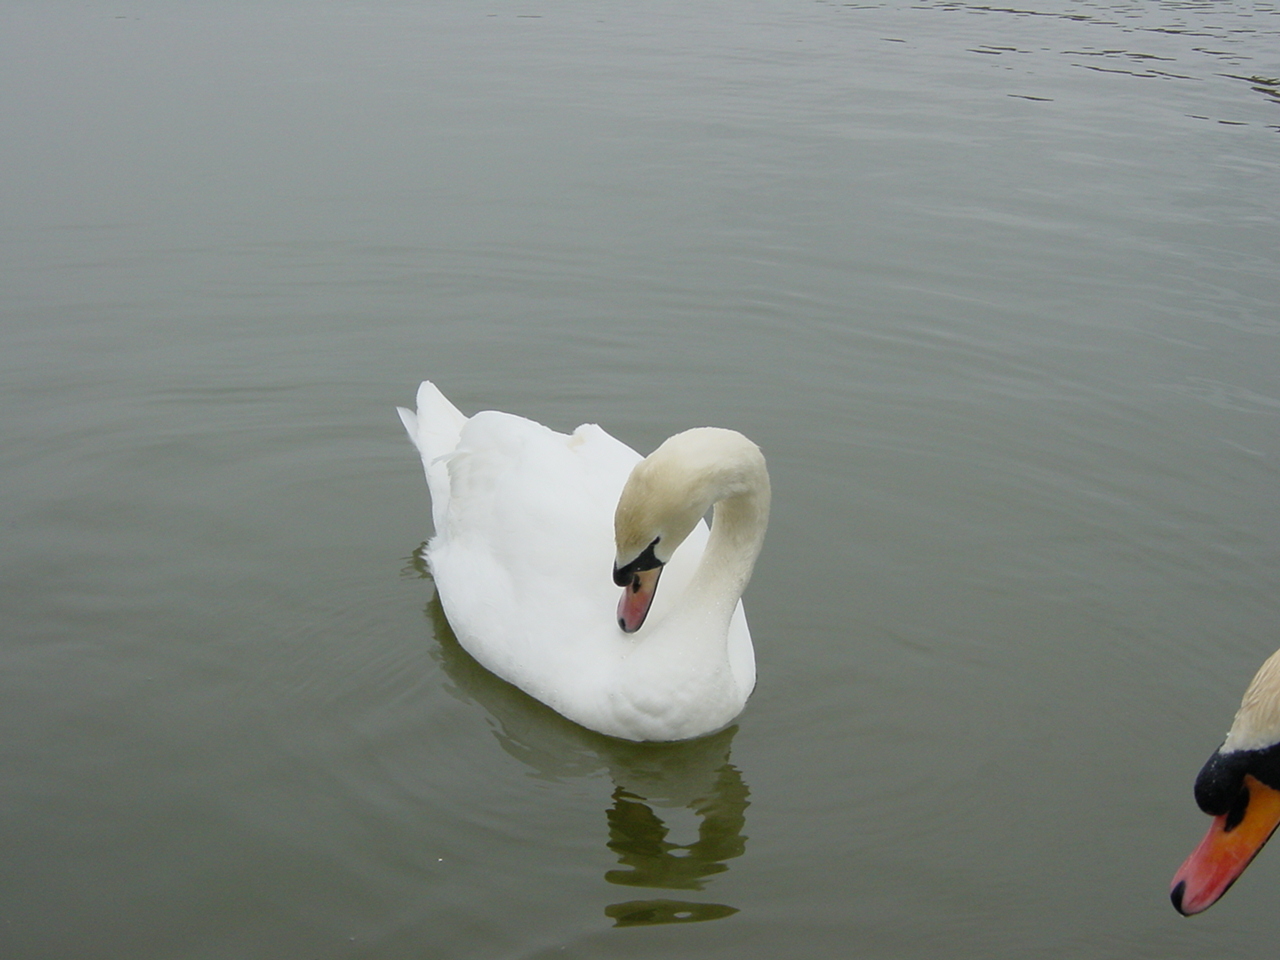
left=1172, top=647, right=1280, bottom=915
left=612, top=427, right=768, bottom=634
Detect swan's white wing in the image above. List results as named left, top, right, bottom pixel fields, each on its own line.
left=428, top=412, right=641, bottom=708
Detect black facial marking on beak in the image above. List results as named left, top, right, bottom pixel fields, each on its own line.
left=612, top=537, right=662, bottom=586
left=1226, top=786, right=1251, bottom=832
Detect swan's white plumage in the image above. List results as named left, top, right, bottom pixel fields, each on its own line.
left=397, top=381, right=765, bottom=742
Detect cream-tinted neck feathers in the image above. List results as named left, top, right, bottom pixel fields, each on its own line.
left=1222, top=648, right=1280, bottom=753
left=614, top=427, right=769, bottom=569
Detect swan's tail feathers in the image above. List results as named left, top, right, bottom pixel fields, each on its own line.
left=398, top=381, right=468, bottom=530
left=397, top=380, right=467, bottom=463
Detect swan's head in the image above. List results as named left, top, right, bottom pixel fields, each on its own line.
left=1172, top=647, right=1280, bottom=915
left=612, top=428, right=767, bottom=634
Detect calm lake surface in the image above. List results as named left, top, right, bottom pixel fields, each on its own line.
left=3, top=1, right=1279, bottom=957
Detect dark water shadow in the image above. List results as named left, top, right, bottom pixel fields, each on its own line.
left=405, top=548, right=749, bottom=926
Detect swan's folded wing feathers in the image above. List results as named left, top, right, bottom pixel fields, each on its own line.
left=429, top=417, right=626, bottom=697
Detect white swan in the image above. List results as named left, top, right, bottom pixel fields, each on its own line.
left=397, top=381, right=770, bottom=742
left=1172, top=647, right=1280, bottom=915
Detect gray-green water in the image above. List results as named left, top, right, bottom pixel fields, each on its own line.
left=3, top=2, right=1279, bottom=957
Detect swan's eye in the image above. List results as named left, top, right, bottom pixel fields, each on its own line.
left=612, top=537, right=665, bottom=586
left=635, top=537, right=661, bottom=569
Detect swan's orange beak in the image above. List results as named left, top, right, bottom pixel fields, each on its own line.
left=1171, top=775, right=1280, bottom=915
left=617, top=566, right=661, bottom=634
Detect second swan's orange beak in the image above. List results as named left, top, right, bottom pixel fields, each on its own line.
left=1171, top=775, right=1280, bottom=916
left=616, top=566, right=662, bottom=634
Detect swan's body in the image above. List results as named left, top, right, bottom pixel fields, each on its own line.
left=397, top=381, right=769, bottom=742
left=1172, top=647, right=1280, bottom=915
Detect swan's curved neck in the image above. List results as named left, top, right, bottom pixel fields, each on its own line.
left=615, top=427, right=770, bottom=641
left=658, top=452, right=770, bottom=645
left=610, top=430, right=768, bottom=736
left=692, top=482, right=769, bottom=610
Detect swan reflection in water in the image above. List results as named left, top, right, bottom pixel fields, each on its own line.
left=602, top=758, right=748, bottom=927
left=414, top=569, right=750, bottom=927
